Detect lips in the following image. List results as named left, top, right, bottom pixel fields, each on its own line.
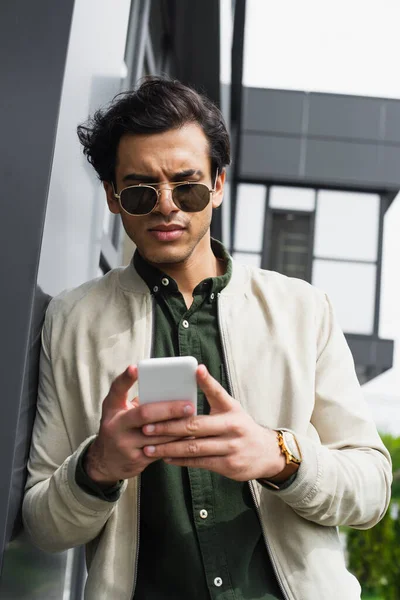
left=149, top=225, right=185, bottom=232
left=148, top=224, right=186, bottom=242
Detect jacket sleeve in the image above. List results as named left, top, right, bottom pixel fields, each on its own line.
left=22, top=319, right=127, bottom=553
left=273, top=293, right=392, bottom=529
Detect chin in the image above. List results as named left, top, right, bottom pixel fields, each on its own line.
left=140, top=244, right=192, bottom=266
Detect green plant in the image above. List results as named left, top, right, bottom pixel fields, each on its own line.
left=380, top=434, right=400, bottom=501
left=346, top=434, right=400, bottom=600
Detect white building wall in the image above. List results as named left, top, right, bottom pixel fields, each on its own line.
left=37, top=0, right=131, bottom=297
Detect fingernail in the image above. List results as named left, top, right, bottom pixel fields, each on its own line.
left=145, top=424, right=155, bottom=433
left=146, top=446, right=156, bottom=454
left=184, top=404, right=193, bottom=415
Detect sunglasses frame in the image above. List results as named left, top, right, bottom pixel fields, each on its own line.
left=112, top=170, right=219, bottom=217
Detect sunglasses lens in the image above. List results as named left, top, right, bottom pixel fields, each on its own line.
left=173, top=184, right=210, bottom=212
left=120, top=187, right=157, bottom=215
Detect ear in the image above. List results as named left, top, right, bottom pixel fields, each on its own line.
left=104, top=181, right=121, bottom=215
left=211, top=170, right=226, bottom=209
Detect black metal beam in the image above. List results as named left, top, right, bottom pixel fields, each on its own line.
left=373, top=195, right=387, bottom=336
left=229, top=0, right=247, bottom=252
left=169, top=0, right=221, bottom=105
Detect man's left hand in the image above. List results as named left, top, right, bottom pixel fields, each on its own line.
left=142, top=365, right=286, bottom=481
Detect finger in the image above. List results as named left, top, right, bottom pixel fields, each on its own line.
left=130, top=397, right=140, bottom=409
left=196, top=365, right=233, bottom=412
left=122, top=400, right=195, bottom=429
left=142, top=413, right=229, bottom=438
left=134, top=432, right=186, bottom=448
left=142, top=437, right=228, bottom=459
left=105, top=365, right=138, bottom=411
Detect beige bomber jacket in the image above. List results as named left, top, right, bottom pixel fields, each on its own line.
left=23, top=259, right=392, bottom=600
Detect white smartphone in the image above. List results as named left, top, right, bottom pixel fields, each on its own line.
left=138, top=356, right=198, bottom=414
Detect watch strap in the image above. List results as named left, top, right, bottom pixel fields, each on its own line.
left=257, top=430, right=301, bottom=490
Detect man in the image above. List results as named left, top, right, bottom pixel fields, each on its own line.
left=23, top=77, right=392, bottom=600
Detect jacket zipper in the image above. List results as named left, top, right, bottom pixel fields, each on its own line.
left=248, top=481, right=289, bottom=600
left=216, top=293, right=290, bottom=600
left=131, top=297, right=155, bottom=598
left=130, top=476, right=141, bottom=598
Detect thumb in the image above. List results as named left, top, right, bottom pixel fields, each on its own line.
left=105, top=365, right=138, bottom=412
left=196, top=365, right=233, bottom=413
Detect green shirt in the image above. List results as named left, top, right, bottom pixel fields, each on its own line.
left=133, top=241, right=283, bottom=600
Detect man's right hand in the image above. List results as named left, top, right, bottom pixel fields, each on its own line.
left=84, top=365, right=195, bottom=485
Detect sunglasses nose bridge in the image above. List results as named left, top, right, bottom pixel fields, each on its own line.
left=155, top=186, right=178, bottom=213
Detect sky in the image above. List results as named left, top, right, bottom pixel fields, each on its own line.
left=243, top=0, right=400, bottom=99
left=241, top=0, right=400, bottom=430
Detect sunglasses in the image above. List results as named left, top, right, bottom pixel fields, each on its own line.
left=112, top=171, right=218, bottom=216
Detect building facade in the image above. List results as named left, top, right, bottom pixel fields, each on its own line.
left=230, top=86, right=396, bottom=385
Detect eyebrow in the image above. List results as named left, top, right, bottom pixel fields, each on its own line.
left=122, top=169, right=204, bottom=184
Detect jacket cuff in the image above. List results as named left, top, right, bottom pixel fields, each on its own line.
left=66, top=436, right=127, bottom=512
left=264, top=432, right=323, bottom=506
left=257, top=472, right=298, bottom=491
left=75, top=439, right=124, bottom=503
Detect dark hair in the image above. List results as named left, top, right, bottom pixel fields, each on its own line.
left=77, top=76, right=231, bottom=183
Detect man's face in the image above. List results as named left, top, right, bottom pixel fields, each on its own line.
left=104, top=123, right=225, bottom=266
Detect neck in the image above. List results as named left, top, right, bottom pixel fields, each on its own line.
left=152, top=236, right=224, bottom=295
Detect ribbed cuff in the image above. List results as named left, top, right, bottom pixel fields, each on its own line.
left=75, top=440, right=124, bottom=503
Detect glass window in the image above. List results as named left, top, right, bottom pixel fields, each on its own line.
left=234, top=184, right=266, bottom=252
left=269, top=186, right=315, bottom=211
left=233, top=252, right=261, bottom=267
left=268, top=211, right=312, bottom=280
left=312, top=259, right=376, bottom=334
left=314, top=190, right=379, bottom=262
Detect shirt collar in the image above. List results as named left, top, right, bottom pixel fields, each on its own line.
left=134, top=239, right=232, bottom=297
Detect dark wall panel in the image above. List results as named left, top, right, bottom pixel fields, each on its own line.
left=308, top=94, right=382, bottom=141
left=305, top=139, right=380, bottom=186
left=239, top=87, right=400, bottom=190
left=380, top=145, right=400, bottom=186
left=242, top=88, right=305, bottom=135
left=240, top=133, right=302, bottom=180
left=0, top=0, right=75, bottom=575
left=384, top=101, right=400, bottom=143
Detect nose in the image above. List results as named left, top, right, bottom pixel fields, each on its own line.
left=155, top=187, right=179, bottom=216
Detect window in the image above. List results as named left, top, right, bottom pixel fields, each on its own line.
left=269, top=186, right=316, bottom=211
left=268, top=211, right=312, bottom=280
left=232, top=183, right=266, bottom=266
left=314, top=190, right=379, bottom=261
left=311, top=190, right=379, bottom=335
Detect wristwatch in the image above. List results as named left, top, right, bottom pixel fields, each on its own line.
left=259, top=430, right=302, bottom=490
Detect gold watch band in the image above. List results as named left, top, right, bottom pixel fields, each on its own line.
left=258, top=430, right=301, bottom=489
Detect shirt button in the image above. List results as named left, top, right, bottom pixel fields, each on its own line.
left=199, top=509, right=208, bottom=519
left=161, top=277, right=169, bottom=286
left=210, top=292, right=215, bottom=301
left=214, top=577, right=223, bottom=587
left=182, top=320, right=189, bottom=329
left=153, top=286, right=159, bottom=293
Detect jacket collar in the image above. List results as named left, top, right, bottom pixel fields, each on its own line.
left=119, top=256, right=250, bottom=297
left=119, top=239, right=248, bottom=296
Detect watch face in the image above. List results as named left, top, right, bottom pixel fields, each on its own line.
left=282, top=432, right=302, bottom=463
